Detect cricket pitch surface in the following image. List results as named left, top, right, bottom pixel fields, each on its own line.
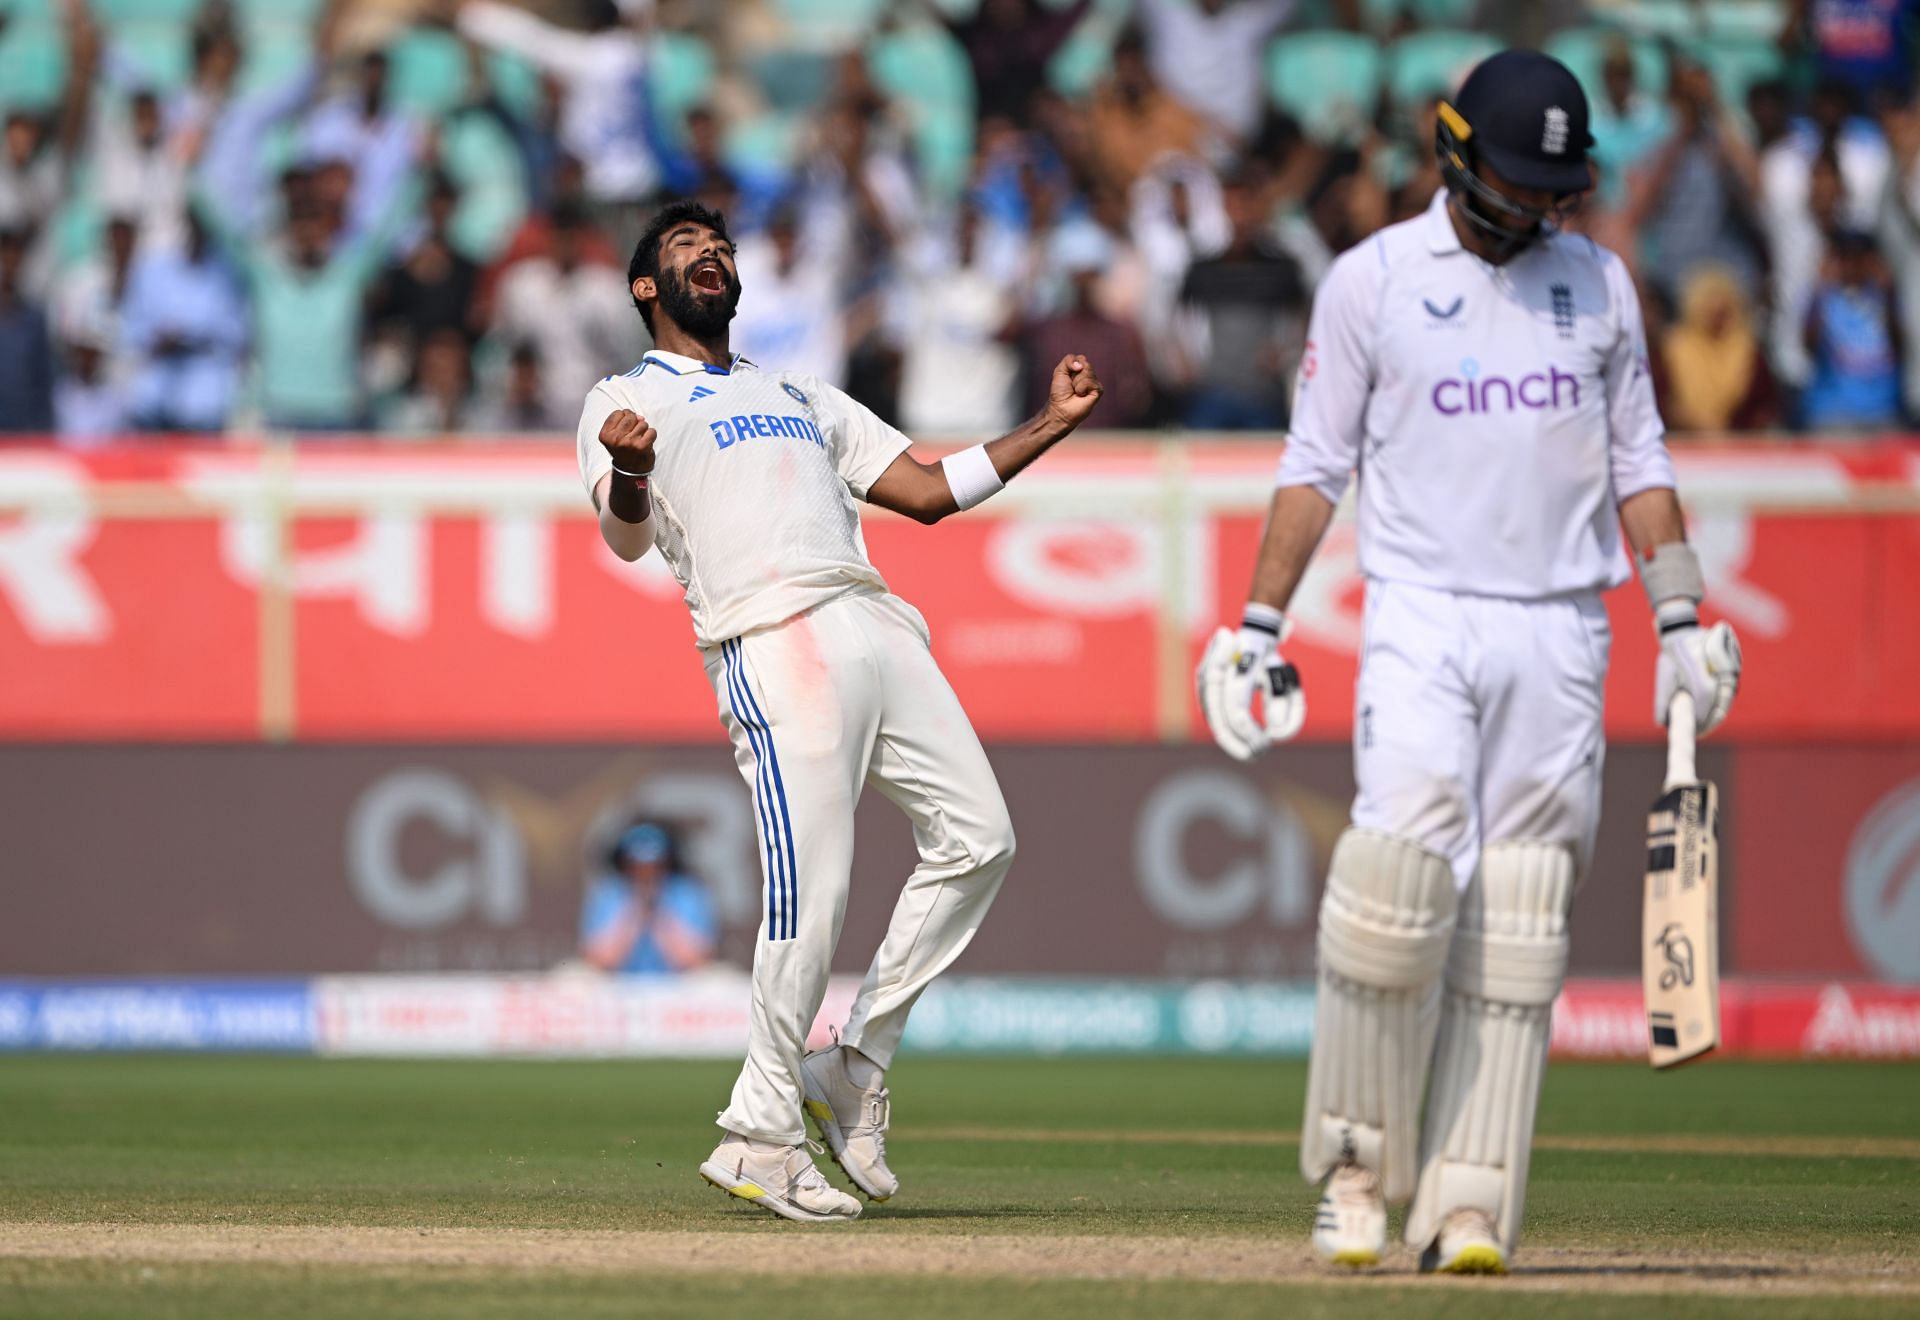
left=4, top=1056, right=1915, bottom=1318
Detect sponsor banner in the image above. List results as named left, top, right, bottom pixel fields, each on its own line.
left=4, top=976, right=1912, bottom=1058
left=0, top=980, right=313, bottom=1051
left=0, top=743, right=1711, bottom=979
left=904, top=978, right=1318, bottom=1055
left=1550, top=980, right=1920, bottom=1059
left=314, top=971, right=859, bottom=1059
left=1741, top=981, right=1920, bottom=1059
left=1731, top=749, right=1920, bottom=981
left=0, top=442, right=1915, bottom=740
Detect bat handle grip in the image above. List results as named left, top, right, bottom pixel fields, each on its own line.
left=1665, top=689, right=1697, bottom=791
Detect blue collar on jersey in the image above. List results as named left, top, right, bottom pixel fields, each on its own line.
left=634, top=350, right=754, bottom=377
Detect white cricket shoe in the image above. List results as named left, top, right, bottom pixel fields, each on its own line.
left=698, top=1133, right=862, bottom=1223
left=801, top=1042, right=898, bottom=1201
left=1312, top=1161, right=1387, bottom=1267
left=1427, top=1207, right=1507, bottom=1275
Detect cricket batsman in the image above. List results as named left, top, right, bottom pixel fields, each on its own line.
left=1196, top=52, right=1742, bottom=1272
left=576, top=200, right=1103, bottom=1222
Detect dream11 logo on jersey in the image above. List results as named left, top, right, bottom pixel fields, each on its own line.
left=1431, top=358, right=1581, bottom=416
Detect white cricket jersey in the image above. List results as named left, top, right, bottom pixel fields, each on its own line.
left=576, top=349, right=912, bottom=647
left=1276, top=191, right=1676, bottom=599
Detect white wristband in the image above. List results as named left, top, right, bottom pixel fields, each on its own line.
left=1639, top=541, right=1704, bottom=610
left=940, top=444, right=1005, bottom=511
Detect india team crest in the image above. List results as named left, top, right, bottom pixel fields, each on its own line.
left=783, top=383, right=809, bottom=405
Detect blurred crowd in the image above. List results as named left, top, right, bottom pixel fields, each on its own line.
left=0, top=0, right=1913, bottom=442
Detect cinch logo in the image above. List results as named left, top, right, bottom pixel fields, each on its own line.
left=1431, top=358, right=1580, bottom=415
left=710, top=413, right=825, bottom=449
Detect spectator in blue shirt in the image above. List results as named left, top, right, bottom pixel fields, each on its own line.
left=1804, top=229, right=1905, bottom=429
left=580, top=823, right=720, bottom=975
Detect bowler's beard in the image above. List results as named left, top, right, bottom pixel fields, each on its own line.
left=657, top=263, right=741, bottom=339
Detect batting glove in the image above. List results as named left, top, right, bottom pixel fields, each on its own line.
left=1197, top=605, right=1306, bottom=761
left=1654, top=601, right=1741, bottom=735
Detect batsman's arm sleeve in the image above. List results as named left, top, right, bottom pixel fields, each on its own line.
left=1601, top=247, right=1677, bottom=501
left=1274, top=241, right=1381, bottom=504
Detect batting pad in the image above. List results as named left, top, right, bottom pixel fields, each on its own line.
left=1405, top=839, right=1575, bottom=1255
left=1300, top=828, right=1458, bottom=1202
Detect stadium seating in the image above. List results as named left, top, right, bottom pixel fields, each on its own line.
left=0, top=15, right=67, bottom=112
left=869, top=22, right=975, bottom=199
left=723, top=110, right=800, bottom=176
left=651, top=30, right=716, bottom=127
left=107, top=18, right=191, bottom=91
left=1266, top=30, right=1384, bottom=145
left=776, top=0, right=888, bottom=52
left=1544, top=26, right=1672, bottom=104
left=1384, top=28, right=1501, bottom=107
left=384, top=26, right=541, bottom=122
left=438, top=109, right=527, bottom=260
left=1690, top=36, right=1784, bottom=108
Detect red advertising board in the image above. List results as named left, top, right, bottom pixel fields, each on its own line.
left=0, top=441, right=1915, bottom=742
left=1731, top=747, right=1920, bottom=982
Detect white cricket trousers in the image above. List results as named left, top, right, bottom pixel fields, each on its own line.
left=1350, top=579, right=1611, bottom=889
left=702, top=589, right=1015, bottom=1145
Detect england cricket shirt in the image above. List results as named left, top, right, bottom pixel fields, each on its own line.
left=1276, top=190, right=1677, bottom=599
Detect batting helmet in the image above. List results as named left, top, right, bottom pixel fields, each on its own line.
left=1436, top=50, right=1595, bottom=259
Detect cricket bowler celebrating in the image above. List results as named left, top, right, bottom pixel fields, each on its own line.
left=576, top=200, right=1103, bottom=1222
left=1196, top=52, right=1741, bottom=1272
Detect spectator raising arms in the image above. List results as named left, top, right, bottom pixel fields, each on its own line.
left=1138, top=0, right=1293, bottom=146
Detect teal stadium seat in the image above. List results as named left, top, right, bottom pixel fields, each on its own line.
left=108, top=18, right=192, bottom=90
left=387, top=26, right=471, bottom=118
left=1354, top=0, right=1485, bottom=37
left=1406, top=0, right=1484, bottom=26
left=234, top=22, right=314, bottom=95
left=1385, top=29, right=1501, bottom=107
left=775, top=0, right=886, bottom=52
left=1042, top=0, right=1127, bottom=98
left=0, top=16, right=67, bottom=113
left=870, top=22, right=974, bottom=200
left=1690, top=36, right=1785, bottom=106
left=1605, top=0, right=1706, bottom=39
left=88, top=0, right=199, bottom=20
left=723, top=110, right=799, bottom=175
left=1267, top=31, right=1383, bottom=145
left=1046, top=22, right=1111, bottom=98
left=439, top=109, right=526, bottom=262
left=650, top=31, right=715, bottom=127
left=1545, top=26, right=1671, bottom=104
left=751, top=49, right=833, bottom=113
left=1700, top=0, right=1788, bottom=40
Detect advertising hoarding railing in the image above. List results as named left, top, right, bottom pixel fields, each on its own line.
left=1, top=437, right=1917, bottom=743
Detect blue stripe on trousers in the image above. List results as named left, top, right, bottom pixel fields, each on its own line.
left=723, top=639, right=786, bottom=940
left=727, top=637, right=799, bottom=941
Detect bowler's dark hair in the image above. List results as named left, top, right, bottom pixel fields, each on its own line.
left=629, top=199, right=732, bottom=334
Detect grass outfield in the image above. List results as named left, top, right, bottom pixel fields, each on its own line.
left=0, top=1056, right=1915, bottom=1317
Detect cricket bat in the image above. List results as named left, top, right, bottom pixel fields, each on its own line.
left=1643, top=689, right=1720, bottom=1069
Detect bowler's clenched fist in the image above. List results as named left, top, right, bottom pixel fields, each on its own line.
left=1045, top=354, right=1103, bottom=430
left=599, top=408, right=658, bottom=476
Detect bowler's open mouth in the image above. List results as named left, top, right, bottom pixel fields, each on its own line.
left=690, top=260, right=726, bottom=293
